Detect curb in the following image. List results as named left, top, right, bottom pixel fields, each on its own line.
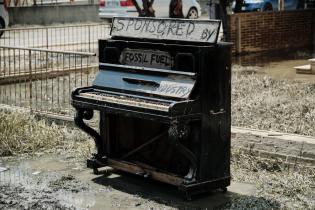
left=233, top=146, right=315, bottom=169
left=232, top=126, right=315, bottom=145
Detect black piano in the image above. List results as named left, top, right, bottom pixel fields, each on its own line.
left=72, top=17, right=231, bottom=199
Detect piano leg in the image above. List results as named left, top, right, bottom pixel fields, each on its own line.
left=74, top=108, right=108, bottom=173
left=168, top=121, right=197, bottom=183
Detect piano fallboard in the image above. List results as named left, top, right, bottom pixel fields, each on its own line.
left=94, top=63, right=197, bottom=100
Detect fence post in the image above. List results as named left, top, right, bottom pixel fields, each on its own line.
left=28, top=50, right=33, bottom=113
left=236, top=16, right=242, bottom=55
left=278, top=0, right=284, bottom=11
left=88, top=25, right=91, bottom=52
left=46, top=28, right=49, bottom=49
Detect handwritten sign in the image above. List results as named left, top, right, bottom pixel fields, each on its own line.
left=120, top=49, right=173, bottom=69
left=156, top=81, right=191, bottom=98
left=111, top=17, right=221, bottom=43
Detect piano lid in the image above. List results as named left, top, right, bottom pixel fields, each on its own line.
left=93, top=63, right=196, bottom=99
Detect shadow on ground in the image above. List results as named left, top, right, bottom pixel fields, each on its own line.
left=92, top=170, right=281, bottom=210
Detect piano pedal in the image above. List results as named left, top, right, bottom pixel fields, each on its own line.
left=92, top=167, right=113, bottom=176
left=183, top=166, right=197, bottom=185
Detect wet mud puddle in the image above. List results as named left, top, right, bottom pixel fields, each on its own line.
left=0, top=154, right=256, bottom=210
left=0, top=155, right=96, bottom=209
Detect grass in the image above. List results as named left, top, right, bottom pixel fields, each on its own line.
left=232, top=66, right=315, bottom=136
left=227, top=148, right=315, bottom=210
left=0, top=110, right=93, bottom=157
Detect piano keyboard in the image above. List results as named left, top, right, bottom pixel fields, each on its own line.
left=79, top=92, right=171, bottom=112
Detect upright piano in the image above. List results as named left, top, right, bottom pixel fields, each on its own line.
left=72, top=17, right=231, bottom=199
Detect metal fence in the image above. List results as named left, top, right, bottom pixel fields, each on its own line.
left=0, top=45, right=97, bottom=116
left=0, top=23, right=111, bottom=53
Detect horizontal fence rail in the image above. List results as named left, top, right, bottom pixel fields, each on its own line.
left=0, top=45, right=98, bottom=116
left=0, top=23, right=111, bottom=53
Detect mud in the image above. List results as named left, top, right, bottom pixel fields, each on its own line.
left=0, top=152, right=269, bottom=210
left=262, top=59, right=315, bottom=82
left=1, top=131, right=314, bottom=210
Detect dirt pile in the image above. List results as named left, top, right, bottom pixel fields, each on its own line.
left=232, top=66, right=315, bottom=136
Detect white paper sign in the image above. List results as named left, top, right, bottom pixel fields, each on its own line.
left=111, top=17, right=221, bottom=43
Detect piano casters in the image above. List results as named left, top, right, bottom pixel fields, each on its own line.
left=74, top=108, right=107, bottom=175
left=168, top=121, right=197, bottom=184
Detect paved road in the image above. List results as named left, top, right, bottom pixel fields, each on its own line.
left=0, top=22, right=111, bottom=52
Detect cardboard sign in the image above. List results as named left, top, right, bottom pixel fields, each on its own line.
left=111, top=17, right=221, bottom=43
left=120, top=49, right=173, bottom=69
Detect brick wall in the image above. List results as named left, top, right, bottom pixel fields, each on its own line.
left=227, top=10, right=315, bottom=54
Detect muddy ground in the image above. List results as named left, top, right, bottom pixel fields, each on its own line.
left=0, top=131, right=314, bottom=210
left=0, top=153, right=248, bottom=210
